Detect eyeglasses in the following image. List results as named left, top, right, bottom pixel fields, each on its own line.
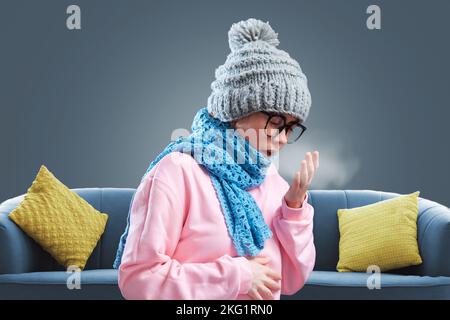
left=261, top=111, right=307, bottom=144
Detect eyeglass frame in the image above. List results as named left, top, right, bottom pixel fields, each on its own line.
left=261, top=111, right=307, bottom=144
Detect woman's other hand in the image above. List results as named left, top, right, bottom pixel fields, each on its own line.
left=245, top=255, right=282, bottom=300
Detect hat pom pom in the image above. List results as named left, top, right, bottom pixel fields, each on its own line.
left=228, top=18, right=280, bottom=52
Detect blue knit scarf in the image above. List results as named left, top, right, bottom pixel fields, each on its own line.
left=113, top=107, right=273, bottom=268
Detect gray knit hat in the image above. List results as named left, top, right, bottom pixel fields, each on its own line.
left=207, top=18, right=312, bottom=123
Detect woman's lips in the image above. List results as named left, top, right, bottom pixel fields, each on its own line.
left=260, top=147, right=277, bottom=157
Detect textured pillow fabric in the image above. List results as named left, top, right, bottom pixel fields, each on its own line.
left=8, top=165, right=108, bottom=270
left=337, top=191, right=422, bottom=272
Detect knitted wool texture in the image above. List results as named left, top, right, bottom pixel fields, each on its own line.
left=113, top=107, right=273, bottom=268
left=207, top=18, right=312, bottom=123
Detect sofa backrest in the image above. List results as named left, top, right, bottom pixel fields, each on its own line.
left=75, top=188, right=135, bottom=270
left=307, top=189, right=438, bottom=275
left=306, top=189, right=397, bottom=271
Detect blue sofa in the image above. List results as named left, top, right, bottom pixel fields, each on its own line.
left=0, top=188, right=449, bottom=299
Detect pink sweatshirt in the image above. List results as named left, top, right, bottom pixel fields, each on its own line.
left=118, top=151, right=316, bottom=300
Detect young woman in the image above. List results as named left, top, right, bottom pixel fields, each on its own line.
left=114, top=18, right=319, bottom=300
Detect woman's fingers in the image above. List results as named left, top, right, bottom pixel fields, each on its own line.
left=266, top=268, right=282, bottom=281
left=263, top=277, right=281, bottom=291
left=299, top=150, right=319, bottom=187
left=312, top=150, right=319, bottom=169
left=250, top=255, right=270, bottom=263
left=257, top=257, right=270, bottom=265
left=258, top=286, right=274, bottom=300
left=248, top=288, right=263, bottom=300
left=299, top=160, right=308, bottom=189
left=306, top=152, right=315, bottom=184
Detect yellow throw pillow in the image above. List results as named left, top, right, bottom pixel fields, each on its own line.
left=336, top=191, right=422, bottom=272
left=8, top=165, right=108, bottom=270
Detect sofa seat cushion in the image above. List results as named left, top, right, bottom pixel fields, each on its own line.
left=282, top=271, right=450, bottom=300
left=2, top=269, right=450, bottom=300
left=0, top=269, right=122, bottom=300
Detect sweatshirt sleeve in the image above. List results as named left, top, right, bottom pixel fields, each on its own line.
left=118, top=158, right=253, bottom=300
left=272, top=192, right=316, bottom=296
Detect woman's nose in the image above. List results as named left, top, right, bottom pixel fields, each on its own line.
left=277, top=129, right=288, bottom=145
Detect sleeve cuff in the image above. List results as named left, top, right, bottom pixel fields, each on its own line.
left=234, top=256, right=253, bottom=295
left=281, top=192, right=314, bottom=221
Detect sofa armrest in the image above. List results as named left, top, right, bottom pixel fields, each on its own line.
left=418, top=201, right=450, bottom=277
left=0, top=196, right=58, bottom=274
left=0, top=212, right=37, bottom=274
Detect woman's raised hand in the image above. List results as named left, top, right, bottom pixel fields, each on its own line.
left=284, top=151, right=319, bottom=208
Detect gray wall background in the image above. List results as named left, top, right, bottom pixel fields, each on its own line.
left=1, top=0, right=449, bottom=207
